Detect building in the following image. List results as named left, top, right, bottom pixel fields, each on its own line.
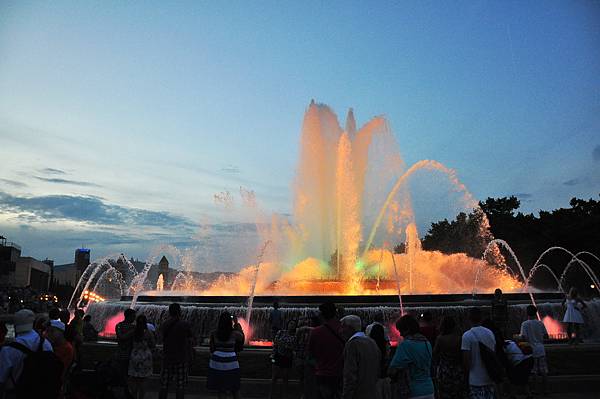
left=53, top=248, right=91, bottom=287
left=0, top=236, right=52, bottom=291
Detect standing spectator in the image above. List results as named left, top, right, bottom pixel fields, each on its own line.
left=116, top=308, right=137, bottom=396
left=340, top=315, right=380, bottom=399
left=491, top=289, right=508, bottom=336
left=0, top=309, right=61, bottom=399
left=520, top=305, right=548, bottom=395
left=419, top=312, right=439, bottom=346
left=270, top=319, right=297, bottom=399
left=49, top=307, right=61, bottom=322
left=562, top=287, right=586, bottom=344
left=432, top=316, right=465, bottom=399
left=159, top=303, right=193, bottom=399
left=307, top=302, right=345, bottom=399
left=271, top=301, right=283, bottom=338
left=389, top=314, right=434, bottom=399
left=128, top=315, right=155, bottom=399
left=46, top=319, right=75, bottom=390
left=461, top=307, right=496, bottom=399
left=296, top=315, right=320, bottom=399
left=369, top=323, right=391, bottom=399
left=83, top=315, right=99, bottom=342
left=207, top=311, right=244, bottom=399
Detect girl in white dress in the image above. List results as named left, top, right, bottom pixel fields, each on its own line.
left=562, top=287, right=587, bottom=344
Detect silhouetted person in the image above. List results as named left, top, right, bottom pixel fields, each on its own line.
left=432, top=316, right=465, bottom=399
left=419, top=311, right=439, bottom=346
left=159, top=303, right=193, bottom=399
left=270, top=301, right=283, bottom=338
left=129, top=314, right=155, bottom=399
left=490, top=288, right=508, bottom=335
left=308, top=302, right=345, bottom=399
left=520, top=305, right=548, bottom=395
left=83, top=315, right=99, bottom=342
left=562, top=287, right=586, bottom=344
left=116, top=308, right=137, bottom=397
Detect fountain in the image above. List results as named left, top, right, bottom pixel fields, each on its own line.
left=79, top=102, right=599, bottom=342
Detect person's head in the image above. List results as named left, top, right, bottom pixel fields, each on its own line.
left=124, top=308, right=136, bottom=323
left=369, top=323, right=387, bottom=357
left=468, top=307, right=482, bottom=326
left=217, top=311, right=234, bottom=341
left=83, top=315, right=92, bottom=323
left=169, top=303, right=181, bottom=318
left=340, top=315, right=362, bottom=340
left=373, top=312, right=384, bottom=324
left=569, top=287, right=578, bottom=299
left=287, top=319, right=297, bottom=333
left=439, top=316, right=457, bottom=335
left=319, top=302, right=337, bottom=321
left=48, top=307, right=60, bottom=321
left=134, top=314, right=148, bottom=341
left=526, top=305, right=538, bottom=319
left=395, top=314, right=420, bottom=337
left=59, top=309, right=71, bottom=325
left=273, top=301, right=279, bottom=310
left=14, top=309, right=35, bottom=335
left=74, top=309, right=84, bottom=320
left=309, top=315, right=321, bottom=328
left=494, top=288, right=503, bottom=299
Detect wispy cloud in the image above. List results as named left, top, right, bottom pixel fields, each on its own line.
left=33, top=176, right=102, bottom=188
left=40, top=168, right=66, bottom=175
left=563, top=178, right=581, bottom=186
left=0, top=191, right=195, bottom=228
left=515, top=193, right=533, bottom=199
left=220, top=164, right=241, bottom=174
left=0, top=178, right=27, bottom=188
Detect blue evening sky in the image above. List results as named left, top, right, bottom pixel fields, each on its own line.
left=1, top=1, right=599, bottom=266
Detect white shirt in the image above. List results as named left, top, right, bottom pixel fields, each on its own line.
left=520, top=319, right=547, bottom=358
left=503, top=340, right=529, bottom=366
left=461, top=326, right=496, bottom=386
left=0, top=330, right=53, bottom=386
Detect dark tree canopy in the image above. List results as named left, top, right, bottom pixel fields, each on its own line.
left=419, top=194, right=600, bottom=293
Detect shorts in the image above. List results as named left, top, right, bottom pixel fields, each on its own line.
left=160, top=362, right=188, bottom=389
left=531, top=356, right=548, bottom=375
left=468, top=385, right=495, bottom=399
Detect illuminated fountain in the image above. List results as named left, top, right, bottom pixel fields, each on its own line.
left=81, top=102, right=600, bottom=342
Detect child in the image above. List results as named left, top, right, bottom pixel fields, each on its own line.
left=562, top=287, right=587, bottom=344
left=520, top=305, right=548, bottom=395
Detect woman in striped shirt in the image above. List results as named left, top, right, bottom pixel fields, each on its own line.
left=207, top=312, right=245, bottom=399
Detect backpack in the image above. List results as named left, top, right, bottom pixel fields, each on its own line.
left=9, top=335, right=64, bottom=399
left=471, top=329, right=505, bottom=383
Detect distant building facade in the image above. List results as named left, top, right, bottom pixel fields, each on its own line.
left=54, top=248, right=91, bottom=287
left=0, top=236, right=52, bottom=291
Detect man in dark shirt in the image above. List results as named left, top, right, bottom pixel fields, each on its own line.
left=491, top=288, right=508, bottom=335
left=159, top=303, right=193, bottom=399
left=270, top=300, right=283, bottom=339
left=307, top=302, right=345, bottom=399
left=115, top=308, right=136, bottom=398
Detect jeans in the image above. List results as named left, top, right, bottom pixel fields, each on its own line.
left=316, top=375, right=342, bottom=399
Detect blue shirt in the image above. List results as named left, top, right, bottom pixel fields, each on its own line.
left=390, top=336, right=434, bottom=397
left=0, top=330, right=53, bottom=386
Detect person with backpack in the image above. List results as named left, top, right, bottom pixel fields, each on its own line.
left=0, top=309, right=63, bottom=399
left=461, top=307, right=497, bottom=399
left=159, top=303, right=193, bottom=399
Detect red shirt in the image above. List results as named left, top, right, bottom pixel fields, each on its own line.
left=307, top=319, right=344, bottom=377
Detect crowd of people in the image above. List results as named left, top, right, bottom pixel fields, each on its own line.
left=0, top=286, right=590, bottom=399
left=0, top=286, right=58, bottom=314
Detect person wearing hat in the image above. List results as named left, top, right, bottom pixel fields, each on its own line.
left=0, top=309, right=53, bottom=392
left=47, top=319, right=75, bottom=381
